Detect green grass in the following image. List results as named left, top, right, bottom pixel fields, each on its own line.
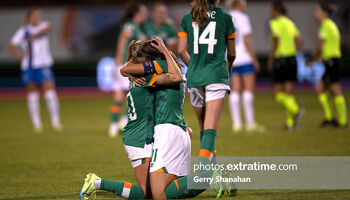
left=0, top=92, right=349, bottom=199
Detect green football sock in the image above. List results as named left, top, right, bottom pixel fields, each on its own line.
left=318, top=93, right=333, bottom=121
left=334, top=95, right=347, bottom=126
left=110, top=101, right=123, bottom=123
left=100, top=179, right=145, bottom=199
left=198, top=129, right=216, bottom=174
left=200, top=130, right=204, bottom=142
left=165, top=175, right=207, bottom=199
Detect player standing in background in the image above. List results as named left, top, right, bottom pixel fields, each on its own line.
left=178, top=0, right=237, bottom=197
left=143, top=1, right=177, bottom=53
left=109, top=2, right=148, bottom=137
left=267, top=0, right=304, bottom=131
left=228, top=0, right=264, bottom=133
left=8, top=9, right=62, bottom=133
left=308, top=1, right=347, bottom=128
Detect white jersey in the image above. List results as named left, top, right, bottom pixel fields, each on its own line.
left=229, top=10, right=253, bottom=67
left=10, top=21, right=53, bottom=70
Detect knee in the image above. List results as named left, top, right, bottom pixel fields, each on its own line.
left=151, top=187, right=166, bottom=200
left=229, top=91, right=240, bottom=103
left=242, top=91, right=254, bottom=102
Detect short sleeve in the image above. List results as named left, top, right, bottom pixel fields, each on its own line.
left=269, top=21, right=279, bottom=38
left=178, top=16, right=188, bottom=38
left=10, top=28, right=24, bottom=46
left=226, top=14, right=236, bottom=39
left=153, top=60, right=168, bottom=74
left=240, top=15, right=252, bottom=36
left=122, top=23, right=135, bottom=38
left=318, top=24, right=326, bottom=40
left=38, top=21, right=50, bottom=30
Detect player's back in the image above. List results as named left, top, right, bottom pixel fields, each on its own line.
left=123, top=80, right=155, bottom=147
left=179, top=4, right=236, bottom=88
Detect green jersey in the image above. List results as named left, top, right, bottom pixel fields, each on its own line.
left=269, top=16, right=299, bottom=58
left=120, top=21, right=147, bottom=63
left=150, top=60, right=188, bottom=130
left=319, top=18, right=341, bottom=60
left=178, top=4, right=236, bottom=88
left=123, top=74, right=155, bottom=148
left=143, top=21, right=176, bottom=45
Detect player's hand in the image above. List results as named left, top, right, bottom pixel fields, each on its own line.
left=132, top=77, right=146, bottom=87
left=254, top=60, right=261, bottom=73
left=151, top=37, right=167, bottom=54
left=186, top=127, right=192, bottom=139
left=267, top=57, right=273, bottom=73
left=27, top=34, right=36, bottom=43
left=305, top=58, right=314, bottom=67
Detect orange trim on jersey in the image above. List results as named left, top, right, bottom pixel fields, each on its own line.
left=149, top=74, right=159, bottom=87
left=178, top=32, right=188, bottom=38
left=199, top=149, right=212, bottom=158
left=213, top=150, right=217, bottom=157
left=227, top=32, right=237, bottom=39
left=124, top=182, right=132, bottom=189
left=154, top=168, right=165, bottom=173
left=174, top=180, right=180, bottom=191
left=145, top=158, right=150, bottom=162
left=110, top=105, right=121, bottom=113
left=153, top=61, right=163, bottom=74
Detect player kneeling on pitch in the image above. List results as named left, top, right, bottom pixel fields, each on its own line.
left=80, top=38, right=194, bottom=200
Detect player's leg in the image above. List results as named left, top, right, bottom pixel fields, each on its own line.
left=242, top=67, right=264, bottom=133
left=330, top=83, right=347, bottom=127
left=79, top=172, right=146, bottom=200
left=26, top=82, right=42, bottom=132
left=150, top=124, right=191, bottom=199
left=188, top=87, right=206, bottom=143
left=328, top=59, right=347, bottom=127
left=109, top=90, right=127, bottom=137
left=316, top=80, right=336, bottom=127
left=133, top=159, right=151, bottom=198
left=229, top=72, right=242, bottom=132
left=42, top=81, right=62, bottom=131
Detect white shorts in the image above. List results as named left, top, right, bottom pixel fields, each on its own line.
left=188, top=83, right=230, bottom=107
left=124, top=143, right=153, bottom=168
left=149, top=124, right=191, bottom=177
left=113, top=64, right=130, bottom=91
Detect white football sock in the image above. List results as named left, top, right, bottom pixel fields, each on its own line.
left=94, top=179, right=101, bottom=190
left=229, top=91, right=241, bottom=127
left=27, top=91, right=42, bottom=129
left=44, top=90, right=61, bottom=127
left=242, top=90, right=255, bottom=126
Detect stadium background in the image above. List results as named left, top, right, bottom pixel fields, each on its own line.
left=0, top=0, right=350, bottom=199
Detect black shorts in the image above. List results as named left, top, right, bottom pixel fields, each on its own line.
left=322, top=58, right=342, bottom=85
left=272, top=56, right=297, bottom=83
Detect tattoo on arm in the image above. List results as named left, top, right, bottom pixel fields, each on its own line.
left=154, top=73, right=172, bottom=86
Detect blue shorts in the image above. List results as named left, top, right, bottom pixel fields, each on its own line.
left=231, top=64, right=255, bottom=75
left=22, top=67, right=54, bottom=85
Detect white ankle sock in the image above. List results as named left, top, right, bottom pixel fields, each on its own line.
left=44, top=90, right=60, bottom=127
left=27, top=91, right=42, bottom=129
left=242, top=90, right=255, bottom=126
left=94, top=179, right=101, bottom=189
left=229, top=91, right=241, bottom=127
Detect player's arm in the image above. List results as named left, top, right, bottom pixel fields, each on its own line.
left=7, top=43, right=25, bottom=60
left=243, top=34, right=260, bottom=72
left=227, top=39, right=236, bottom=73
left=307, top=39, right=324, bottom=65
left=295, top=35, right=303, bottom=51
left=178, top=37, right=190, bottom=66
left=267, top=36, right=279, bottom=72
left=152, top=37, right=183, bottom=85
left=28, top=22, right=52, bottom=42
left=115, top=31, right=130, bottom=66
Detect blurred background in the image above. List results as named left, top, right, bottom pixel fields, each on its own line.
left=0, top=0, right=349, bottom=88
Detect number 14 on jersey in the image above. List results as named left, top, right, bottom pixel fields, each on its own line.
left=192, top=21, right=217, bottom=54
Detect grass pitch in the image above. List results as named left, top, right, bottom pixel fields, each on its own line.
left=0, top=91, right=349, bottom=199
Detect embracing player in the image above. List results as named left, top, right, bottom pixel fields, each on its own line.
left=8, top=9, right=62, bottom=133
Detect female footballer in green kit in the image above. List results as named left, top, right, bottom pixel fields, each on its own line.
left=79, top=38, right=190, bottom=200
left=267, top=0, right=304, bottom=131
left=178, top=0, right=236, bottom=178
left=308, top=1, right=347, bottom=128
